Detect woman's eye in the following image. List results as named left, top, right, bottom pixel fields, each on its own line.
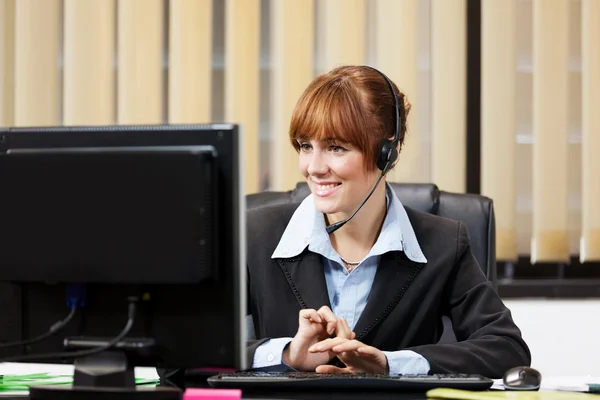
left=299, top=143, right=312, bottom=152
left=329, top=145, right=346, bottom=153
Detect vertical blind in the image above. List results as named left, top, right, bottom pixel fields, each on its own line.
left=225, top=0, right=260, bottom=194
left=0, top=0, right=598, bottom=263
left=581, top=0, right=600, bottom=262
left=169, top=0, right=213, bottom=125
left=270, top=0, right=314, bottom=191
left=64, top=0, right=115, bottom=125
left=481, top=0, right=517, bottom=261
left=531, top=0, right=569, bottom=263
left=430, top=0, right=466, bottom=194
left=376, top=0, right=421, bottom=185
left=0, top=0, right=15, bottom=127
left=14, top=0, right=60, bottom=126
left=481, top=0, right=599, bottom=263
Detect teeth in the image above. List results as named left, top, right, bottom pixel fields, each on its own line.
left=316, top=183, right=337, bottom=190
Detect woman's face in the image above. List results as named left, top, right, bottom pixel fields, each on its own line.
left=297, top=139, right=380, bottom=218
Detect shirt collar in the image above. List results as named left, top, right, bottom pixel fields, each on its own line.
left=271, top=183, right=427, bottom=264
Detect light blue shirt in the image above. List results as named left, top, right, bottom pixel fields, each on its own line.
left=250, top=183, right=430, bottom=375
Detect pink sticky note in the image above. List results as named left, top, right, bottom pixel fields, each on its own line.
left=183, top=388, right=242, bottom=400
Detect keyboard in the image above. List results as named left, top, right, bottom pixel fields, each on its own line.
left=207, top=371, right=493, bottom=391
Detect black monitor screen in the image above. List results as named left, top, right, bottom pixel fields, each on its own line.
left=0, top=124, right=246, bottom=372
left=1, top=146, right=218, bottom=283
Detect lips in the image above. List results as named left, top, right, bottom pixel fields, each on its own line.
left=312, top=181, right=341, bottom=197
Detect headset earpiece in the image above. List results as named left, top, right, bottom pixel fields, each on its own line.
left=376, top=139, right=398, bottom=173
left=368, top=66, right=401, bottom=174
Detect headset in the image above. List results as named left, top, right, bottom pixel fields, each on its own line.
left=325, top=66, right=402, bottom=234
left=372, top=67, right=402, bottom=174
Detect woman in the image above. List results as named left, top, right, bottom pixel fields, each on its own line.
left=246, top=65, right=530, bottom=378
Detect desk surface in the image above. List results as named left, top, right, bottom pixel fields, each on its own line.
left=0, top=389, right=429, bottom=400
left=0, top=363, right=429, bottom=399
left=1, top=363, right=598, bottom=399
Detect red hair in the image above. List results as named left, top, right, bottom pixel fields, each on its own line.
left=289, top=65, right=410, bottom=171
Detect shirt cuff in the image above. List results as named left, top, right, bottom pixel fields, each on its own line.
left=382, top=350, right=431, bottom=375
left=252, top=337, right=293, bottom=369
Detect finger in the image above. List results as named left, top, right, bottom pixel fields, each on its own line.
left=308, top=337, right=349, bottom=352
left=355, top=347, right=388, bottom=373
left=356, top=346, right=379, bottom=356
left=351, top=331, right=356, bottom=340
left=315, top=365, right=349, bottom=374
left=335, top=318, right=352, bottom=339
left=317, top=305, right=334, bottom=316
left=317, top=306, right=338, bottom=335
left=299, top=309, right=321, bottom=324
left=331, top=340, right=366, bottom=353
left=326, top=320, right=337, bottom=335
left=335, top=350, right=362, bottom=365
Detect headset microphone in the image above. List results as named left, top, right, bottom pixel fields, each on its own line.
left=325, top=67, right=401, bottom=235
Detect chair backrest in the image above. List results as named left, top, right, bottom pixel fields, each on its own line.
left=247, top=182, right=496, bottom=286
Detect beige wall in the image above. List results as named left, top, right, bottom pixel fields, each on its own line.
left=505, top=299, right=600, bottom=377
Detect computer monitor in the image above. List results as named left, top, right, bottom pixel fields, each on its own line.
left=0, top=124, right=247, bottom=398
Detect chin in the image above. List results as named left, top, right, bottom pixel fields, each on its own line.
left=312, top=198, right=354, bottom=218
left=312, top=197, right=339, bottom=215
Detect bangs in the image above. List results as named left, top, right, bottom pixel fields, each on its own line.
left=289, top=78, right=371, bottom=153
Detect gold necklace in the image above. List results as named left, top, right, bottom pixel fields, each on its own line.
left=339, top=256, right=361, bottom=272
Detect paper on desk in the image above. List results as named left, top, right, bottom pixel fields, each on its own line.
left=492, top=376, right=600, bottom=393
left=427, top=388, right=600, bottom=399
left=0, top=362, right=160, bottom=397
left=0, top=362, right=159, bottom=379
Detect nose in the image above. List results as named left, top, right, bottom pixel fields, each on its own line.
left=306, top=150, right=329, bottom=176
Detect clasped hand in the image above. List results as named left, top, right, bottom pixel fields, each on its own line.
left=282, top=306, right=389, bottom=374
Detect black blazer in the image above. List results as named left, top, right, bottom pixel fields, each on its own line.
left=246, top=202, right=531, bottom=379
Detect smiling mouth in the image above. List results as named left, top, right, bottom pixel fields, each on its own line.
left=314, top=183, right=340, bottom=190
left=312, top=182, right=341, bottom=197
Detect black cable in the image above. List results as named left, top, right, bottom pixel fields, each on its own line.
left=326, top=170, right=387, bottom=234
left=342, top=170, right=386, bottom=223
left=0, top=306, right=77, bottom=350
left=0, top=298, right=137, bottom=363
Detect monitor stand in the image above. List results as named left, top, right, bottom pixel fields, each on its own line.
left=28, top=338, right=181, bottom=400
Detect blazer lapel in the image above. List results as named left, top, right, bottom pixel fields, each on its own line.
left=353, top=252, right=424, bottom=340
left=277, top=250, right=332, bottom=310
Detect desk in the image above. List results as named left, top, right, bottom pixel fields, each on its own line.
left=2, top=363, right=598, bottom=400
left=0, top=392, right=428, bottom=400
left=237, top=391, right=427, bottom=399
left=0, top=389, right=429, bottom=400
left=0, top=363, right=429, bottom=399
left=180, top=373, right=430, bottom=399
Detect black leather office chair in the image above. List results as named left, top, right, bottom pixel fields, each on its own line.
left=247, top=182, right=497, bottom=345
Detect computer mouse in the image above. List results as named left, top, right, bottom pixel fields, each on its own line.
left=503, top=366, right=542, bottom=391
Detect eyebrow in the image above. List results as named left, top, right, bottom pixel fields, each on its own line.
left=295, top=136, right=351, bottom=146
